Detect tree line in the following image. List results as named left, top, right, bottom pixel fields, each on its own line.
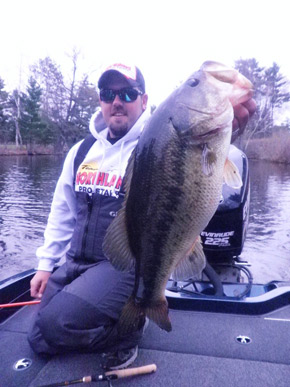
left=234, top=58, right=290, bottom=149
left=0, top=56, right=290, bottom=153
left=0, top=53, right=100, bottom=152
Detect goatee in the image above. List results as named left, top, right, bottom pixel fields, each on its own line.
left=109, top=124, right=129, bottom=138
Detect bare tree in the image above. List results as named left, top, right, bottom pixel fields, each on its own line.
left=30, top=53, right=100, bottom=150
left=13, top=90, right=23, bottom=147
left=235, top=58, right=290, bottom=150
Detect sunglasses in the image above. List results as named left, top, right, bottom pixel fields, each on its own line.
left=99, top=88, right=143, bottom=103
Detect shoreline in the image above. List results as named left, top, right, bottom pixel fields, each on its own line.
left=0, top=145, right=65, bottom=156
left=1, top=136, right=290, bottom=165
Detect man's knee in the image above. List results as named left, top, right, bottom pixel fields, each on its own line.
left=27, top=299, right=69, bottom=353
left=27, top=310, right=58, bottom=355
left=29, top=291, right=112, bottom=352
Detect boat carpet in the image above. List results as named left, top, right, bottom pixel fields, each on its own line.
left=30, top=349, right=290, bottom=387
left=0, top=304, right=289, bottom=386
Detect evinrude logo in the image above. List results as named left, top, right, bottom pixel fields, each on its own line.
left=201, top=231, right=234, bottom=247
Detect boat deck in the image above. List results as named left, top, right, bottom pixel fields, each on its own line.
left=1, top=299, right=290, bottom=386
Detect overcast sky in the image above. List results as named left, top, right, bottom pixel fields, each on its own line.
left=1, top=0, right=290, bottom=107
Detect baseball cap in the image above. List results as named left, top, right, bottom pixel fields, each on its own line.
left=98, top=63, right=145, bottom=93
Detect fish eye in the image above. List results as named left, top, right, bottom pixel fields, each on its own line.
left=188, top=79, right=199, bottom=87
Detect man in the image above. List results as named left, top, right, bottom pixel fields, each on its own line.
left=28, top=63, right=256, bottom=370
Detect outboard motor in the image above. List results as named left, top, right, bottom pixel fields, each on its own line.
left=199, top=144, right=251, bottom=286
left=200, top=145, right=250, bottom=264
left=167, top=145, right=252, bottom=297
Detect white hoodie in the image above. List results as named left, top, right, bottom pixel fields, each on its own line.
left=36, top=108, right=151, bottom=272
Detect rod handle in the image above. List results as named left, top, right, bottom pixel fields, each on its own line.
left=105, top=363, right=157, bottom=379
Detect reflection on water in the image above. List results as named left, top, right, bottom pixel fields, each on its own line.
left=0, top=155, right=65, bottom=280
left=241, top=160, right=290, bottom=282
left=0, top=156, right=289, bottom=283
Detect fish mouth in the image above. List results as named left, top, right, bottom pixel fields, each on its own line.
left=196, top=126, right=224, bottom=139
left=178, top=103, right=213, bottom=116
left=169, top=116, right=225, bottom=139
left=178, top=124, right=228, bottom=142
left=178, top=102, right=230, bottom=117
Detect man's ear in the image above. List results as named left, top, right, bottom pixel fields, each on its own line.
left=141, top=94, right=148, bottom=111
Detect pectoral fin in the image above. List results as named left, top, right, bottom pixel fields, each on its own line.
left=172, top=237, right=206, bottom=281
left=224, top=158, right=242, bottom=189
left=103, top=206, right=135, bottom=271
left=202, top=143, right=217, bottom=176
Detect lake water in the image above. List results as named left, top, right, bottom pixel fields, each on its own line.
left=0, top=155, right=290, bottom=283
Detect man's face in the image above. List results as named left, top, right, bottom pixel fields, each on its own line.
left=100, top=77, right=148, bottom=139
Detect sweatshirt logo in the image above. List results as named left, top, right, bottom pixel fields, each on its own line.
left=76, top=162, right=123, bottom=197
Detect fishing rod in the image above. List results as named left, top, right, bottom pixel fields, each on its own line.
left=38, top=364, right=157, bottom=387
left=0, top=300, right=41, bottom=308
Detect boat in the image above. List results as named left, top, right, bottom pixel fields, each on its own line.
left=1, top=147, right=290, bottom=386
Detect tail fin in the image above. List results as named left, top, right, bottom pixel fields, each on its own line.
left=117, top=297, right=146, bottom=336
left=146, top=298, right=172, bottom=332
left=118, top=297, right=172, bottom=335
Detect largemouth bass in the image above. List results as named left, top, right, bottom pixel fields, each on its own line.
left=103, top=61, right=253, bottom=333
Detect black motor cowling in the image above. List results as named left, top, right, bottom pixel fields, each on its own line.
left=200, top=145, right=250, bottom=263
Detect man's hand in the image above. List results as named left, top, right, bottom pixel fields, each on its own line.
left=231, top=97, right=257, bottom=142
left=30, top=270, right=51, bottom=299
